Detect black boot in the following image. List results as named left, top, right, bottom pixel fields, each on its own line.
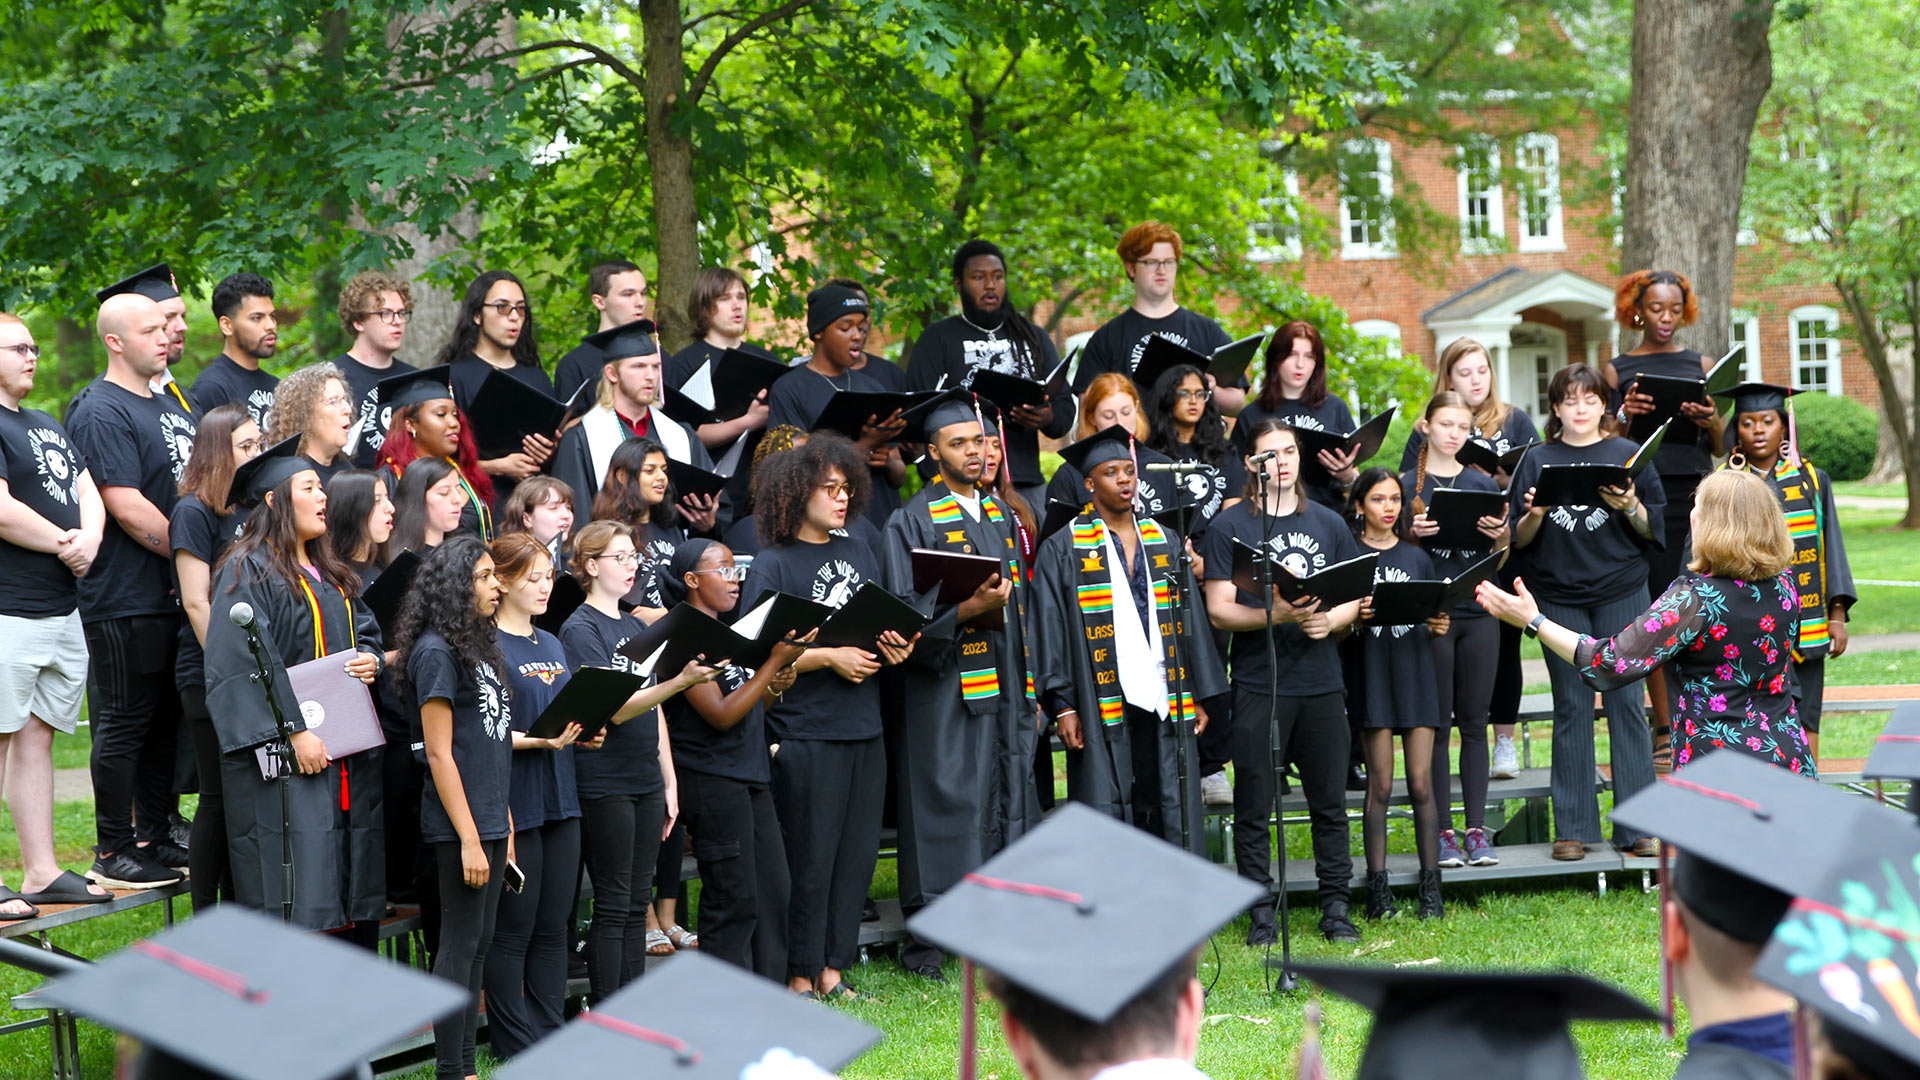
left=1364, top=870, right=1396, bottom=920
left=1417, top=869, right=1444, bottom=920
left=1319, top=901, right=1362, bottom=943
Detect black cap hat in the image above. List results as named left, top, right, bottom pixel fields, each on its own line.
left=907, top=802, right=1262, bottom=1024
left=806, top=285, right=869, bottom=338
left=582, top=318, right=659, bottom=362
left=495, top=950, right=880, bottom=1080
left=901, top=386, right=982, bottom=444
left=1756, top=819, right=1920, bottom=1077
left=1863, top=703, right=1920, bottom=783
left=1710, top=381, right=1799, bottom=418
left=34, top=906, right=466, bottom=1080
left=95, top=263, right=180, bottom=304
left=228, top=437, right=316, bottom=510
left=1055, top=424, right=1137, bottom=478
left=1295, top=964, right=1659, bottom=1080
left=373, top=365, right=455, bottom=412
left=1611, top=751, right=1886, bottom=943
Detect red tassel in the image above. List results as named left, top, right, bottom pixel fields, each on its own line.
left=339, top=761, right=350, bottom=812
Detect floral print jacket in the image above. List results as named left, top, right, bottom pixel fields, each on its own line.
left=1573, top=571, right=1815, bottom=777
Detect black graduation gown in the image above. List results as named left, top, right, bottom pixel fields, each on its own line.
left=204, top=549, right=386, bottom=930
left=881, top=481, right=1038, bottom=910
left=1028, top=512, right=1225, bottom=848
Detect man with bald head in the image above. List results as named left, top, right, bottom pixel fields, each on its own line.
left=66, top=289, right=198, bottom=890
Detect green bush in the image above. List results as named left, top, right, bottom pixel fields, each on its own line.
left=1791, top=391, right=1878, bottom=481
left=1362, top=407, right=1418, bottom=475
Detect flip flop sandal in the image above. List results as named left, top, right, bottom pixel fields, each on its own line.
left=794, top=988, right=824, bottom=1002
left=17, top=870, right=110, bottom=906
left=0, top=886, right=41, bottom=921
left=1650, top=725, right=1674, bottom=777
left=823, top=982, right=868, bottom=1003
left=645, top=928, right=676, bottom=956
left=666, top=924, right=699, bottom=950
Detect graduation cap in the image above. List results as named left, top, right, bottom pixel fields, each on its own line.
left=495, top=950, right=881, bottom=1080
left=900, top=386, right=983, bottom=445
left=1756, top=817, right=1920, bottom=1079
left=228, top=437, right=314, bottom=510
left=907, top=803, right=1262, bottom=1072
left=1863, top=703, right=1920, bottom=785
left=1056, top=424, right=1137, bottom=477
left=374, top=365, right=455, bottom=412
left=95, top=263, right=180, bottom=304
left=1711, top=381, right=1800, bottom=419
left=582, top=318, right=659, bottom=362
left=1293, top=963, right=1659, bottom=1080
left=33, top=905, right=465, bottom=1080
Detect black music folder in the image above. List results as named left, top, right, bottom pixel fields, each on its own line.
left=1364, top=580, right=1449, bottom=627
left=813, top=581, right=934, bottom=650
left=1294, top=408, right=1397, bottom=485
left=967, top=353, right=1072, bottom=412
left=361, top=549, right=421, bottom=631
left=522, top=665, right=646, bottom=741
left=1530, top=422, right=1668, bottom=508
left=808, top=389, right=939, bottom=440
left=1423, top=488, right=1510, bottom=549
left=1228, top=542, right=1379, bottom=609
left=729, top=590, right=835, bottom=672
left=469, top=367, right=567, bottom=459
left=1623, top=345, right=1743, bottom=444
left=1130, top=331, right=1265, bottom=395
left=666, top=458, right=728, bottom=500
left=535, top=573, right=588, bottom=634
left=912, top=548, right=1007, bottom=631
left=1455, top=437, right=1535, bottom=478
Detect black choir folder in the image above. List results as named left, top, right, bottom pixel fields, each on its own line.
left=1455, top=438, right=1535, bottom=478
left=967, top=352, right=1073, bottom=412
left=522, top=666, right=646, bottom=742
left=256, top=654, right=385, bottom=780
left=469, top=367, right=568, bottom=460
left=813, top=581, right=935, bottom=650
left=1623, top=344, right=1744, bottom=444
left=1423, top=487, right=1510, bottom=549
left=666, top=458, right=729, bottom=499
left=535, top=573, right=587, bottom=634
left=912, top=548, right=1007, bottom=631
left=809, top=389, right=941, bottom=440
left=616, top=592, right=834, bottom=677
left=1363, top=549, right=1505, bottom=626
left=1227, top=543, right=1378, bottom=609
left=662, top=345, right=791, bottom=427
left=1129, top=331, right=1265, bottom=395
left=1294, top=408, right=1398, bottom=485
left=360, top=549, right=422, bottom=631
left=1530, top=421, right=1669, bottom=508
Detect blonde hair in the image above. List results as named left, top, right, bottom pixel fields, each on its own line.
left=1687, top=470, right=1793, bottom=581
left=265, top=362, right=347, bottom=451
left=1074, top=372, right=1152, bottom=443
left=1433, top=337, right=1513, bottom=439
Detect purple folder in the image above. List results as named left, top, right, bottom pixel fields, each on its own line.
left=256, top=654, right=386, bottom=780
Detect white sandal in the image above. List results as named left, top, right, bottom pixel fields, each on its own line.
left=645, top=928, right=675, bottom=955
left=666, top=924, right=699, bottom=950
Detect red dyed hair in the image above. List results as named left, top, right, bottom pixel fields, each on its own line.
left=1116, top=220, right=1183, bottom=266
left=377, top=402, right=496, bottom=504
left=1614, top=270, right=1699, bottom=330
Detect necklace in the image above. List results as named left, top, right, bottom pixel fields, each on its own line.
left=959, top=311, right=1003, bottom=340
left=813, top=365, right=850, bottom=391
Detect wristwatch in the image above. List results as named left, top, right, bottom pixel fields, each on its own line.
left=1524, top=613, right=1548, bottom=639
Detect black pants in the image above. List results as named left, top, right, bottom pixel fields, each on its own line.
left=1793, top=654, right=1826, bottom=734
left=773, top=736, right=884, bottom=980
left=682, top=769, right=789, bottom=979
left=1232, top=687, right=1351, bottom=914
left=432, top=837, right=506, bottom=1080
left=1197, top=626, right=1235, bottom=775
left=183, top=687, right=233, bottom=910
left=1489, top=618, right=1524, bottom=729
left=656, top=817, right=687, bottom=923
left=483, top=817, right=581, bottom=1060
left=1431, top=615, right=1499, bottom=832
left=82, top=614, right=183, bottom=854
left=578, top=789, right=665, bottom=1003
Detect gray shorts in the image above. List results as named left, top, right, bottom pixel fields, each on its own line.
left=0, top=609, right=89, bottom=734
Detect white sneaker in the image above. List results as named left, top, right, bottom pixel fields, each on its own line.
left=1490, top=735, right=1520, bottom=779
left=1201, top=770, right=1233, bottom=806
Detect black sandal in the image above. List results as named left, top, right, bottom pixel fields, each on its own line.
left=823, top=982, right=868, bottom=1002
left=18, top=870, right=111, bottom=906
left=0, top=886, right=41, bottom=921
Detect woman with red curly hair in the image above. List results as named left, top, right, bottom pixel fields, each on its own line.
left=1601, top=269, right=1723, bottom=773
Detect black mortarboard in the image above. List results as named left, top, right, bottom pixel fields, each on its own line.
left=229, top=437, right=314, bottom=510
left=901, top=386, right=982, bottom=444
left=34, top=906, right=465, bottom=1080
left=1756, top=821, right=1920, bottom=1078
left=582, top=318, right=659, bottom=362
left=495, top=950, right=880, bottom=1080
left=1055, top=424, right=1137, bottom=477
left=1296, top=964, right=1659, bottom=1080
left=95, top=263, right=180, bottom=304
left=907, top=802, right=1261, bottom=1025
left=1863, top=703, right=1920, bottom=783
left=1710, top=381, right=1799, bottom=419
left=374, top=365, right=454, bottom=412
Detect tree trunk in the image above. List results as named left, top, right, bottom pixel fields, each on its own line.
left=1621, top=0, right=1774, bottom=361
left=1836, top=282, right=1920, bottom=527
left=638, top=0, right=699, bottom=354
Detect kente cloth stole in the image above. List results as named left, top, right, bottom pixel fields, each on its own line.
left=925, top=482, right=1018, bottom=703
left=1069, top=513, right=1193, bottom=725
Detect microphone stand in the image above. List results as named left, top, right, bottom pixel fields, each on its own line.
left=1155, top=485, right=1200, bottom=857
left=1255, top=462, right=1298, bottom=992
left=237, top=615, right=298, bottom=924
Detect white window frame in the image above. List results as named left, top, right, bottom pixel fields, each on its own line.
left=1730, top=310, right=1761, bottom=381
left=1248, top=165, right=1302, bottom=263
left=1352, top=319, right=1402, bottom=357
left=1515, top=133, right=1564, bottom=253
left=1455, top=137, right=1505, bottom=254
left=1789, top=305, right=1841, bottom=395
left=1338, top=137, right=1396, bottom=261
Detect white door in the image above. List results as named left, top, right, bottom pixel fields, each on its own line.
left=1510, top=322, right=1568, bottom=420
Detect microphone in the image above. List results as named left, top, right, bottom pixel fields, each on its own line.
left=1248, top=449, right=1279, bottom=465
left=1142, top=461, right=1207, bottom=473
left=229, top=602, right=255, bottom=628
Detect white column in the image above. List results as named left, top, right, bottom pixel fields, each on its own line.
left=1493, top=343, right=1513, bottom=411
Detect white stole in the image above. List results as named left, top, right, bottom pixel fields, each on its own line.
left=583, top=403, right=695, bottom=487
left=1101, top=526, right=1167, bottom=718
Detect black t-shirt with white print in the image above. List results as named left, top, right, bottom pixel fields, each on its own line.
left=1073, top=306, right=1241, bottom=394
left=408, top=630, right=514, bottom=843
left=740, top=532, right=883, bottom=741
left=1507, top=437, right=1668, bottom=608
left=333, top=353, right=416, bottom=470
left=624, top=520, right=684, bottom=611
left=170, top=494, right=246, bottom=687
left=66, top=380, right=196, bottom=622
left=1196, top=497, right=1358, bottom=697
left=0, top=403, right=89, bottom=617
left=558, top=603, right=663, bottom=799
left=189, top=355, right=279, bottom=428
left=1400, top=464, right=1502, bottom=618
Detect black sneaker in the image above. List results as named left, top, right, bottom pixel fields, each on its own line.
left=1319, top=904, right=1362, bottom=943
left=142, top=841, right=190, bottom=871
left=168, top=816, right=193, bottom=851
left=88, top=850, right=182, bottom=890
left=1245, top=912, right=1279, bottom=947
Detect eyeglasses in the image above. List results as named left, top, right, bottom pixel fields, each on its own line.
left=1133, top=258, right=1178, bottom=271
left=1172, top=388, right=1212, bottom=402
left=592, top=551, right=642, bottom=566
left=482, top=300, right=532, bottom=317
left=691, top=566, right=749, bottom=583
left=364, top=308, right=413, bottom=325
left=0, top=344, right=41, bottom=360
left=817, top=481, right=852, bottom=499
left=321, top=394, right=353, bottom=410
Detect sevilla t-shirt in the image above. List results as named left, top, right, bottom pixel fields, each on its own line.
left=408, top=630, right=514, bottom=843
left=0, top=403, right=89, bottom=618
left=741, top=533, right=882, bottom=741
left=1196, top=498, right=1358, bottom=696
left=497, top=627, right=583, bottom=830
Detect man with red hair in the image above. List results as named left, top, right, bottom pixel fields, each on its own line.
left=1074, top=221, right=1247, bottom=416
